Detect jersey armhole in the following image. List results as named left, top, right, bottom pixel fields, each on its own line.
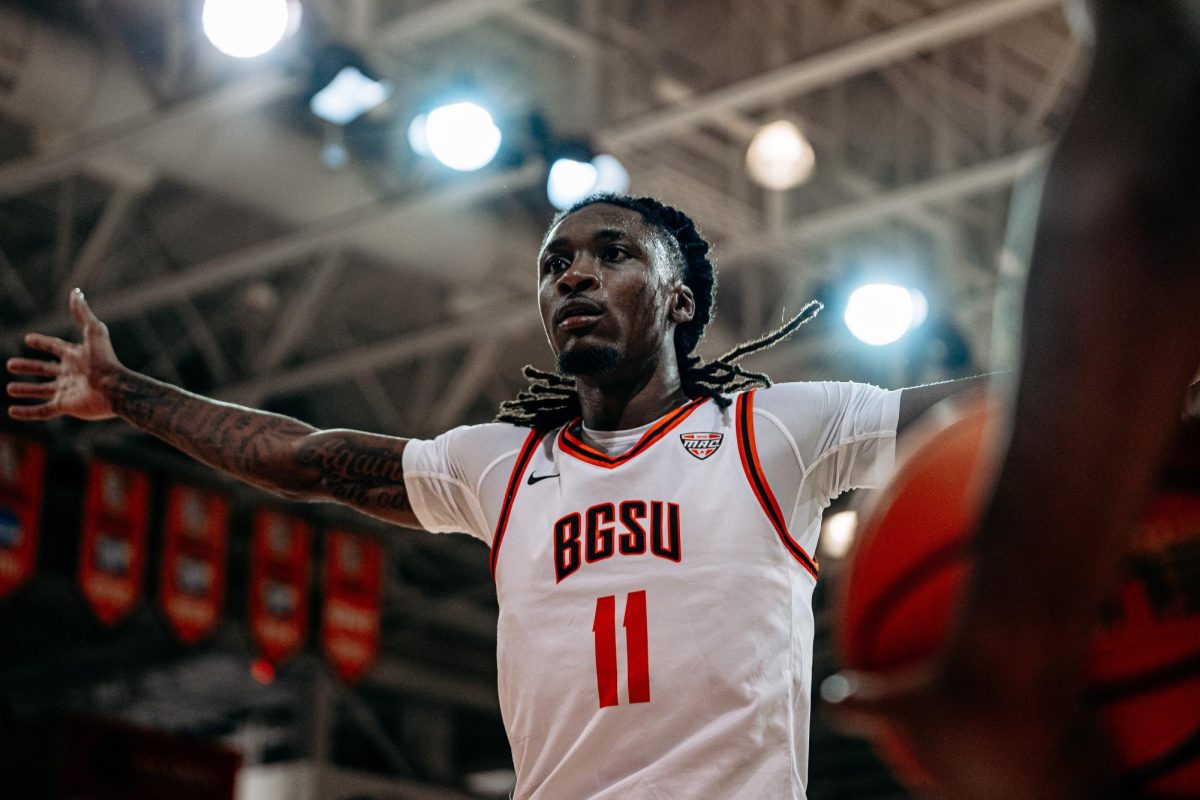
left=735, top=390, right=820, bottom=579
left=489, top=428, right=546, bottom=580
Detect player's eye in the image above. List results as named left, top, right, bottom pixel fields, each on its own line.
left=542, top=256, right=569, bottom=275
left=602, top=246, right=629, bottom=262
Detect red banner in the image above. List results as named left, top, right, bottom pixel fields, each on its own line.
left=248, top=508, right=311, bottom=664
left=321, top=530, right=383, bottom=682
left=0, top=435, right=47, bottom=599
left=79, top=460, right=150, bottom=626
left=160, top=485, right=229, bottom=645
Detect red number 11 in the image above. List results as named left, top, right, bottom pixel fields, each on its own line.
left=592, top=590, right=650, bottom=708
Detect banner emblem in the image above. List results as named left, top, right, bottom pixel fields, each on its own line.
left=248, top=509, right=311, bottom=664
left=0, top=435, right=47, bottom=599
left=79, top=460, right=150, bottom=625
left=321, top=530, right=382, bottom=682
left=160, top=485, right=229, bottom=645
left=680, top=432, right=724, bottom=460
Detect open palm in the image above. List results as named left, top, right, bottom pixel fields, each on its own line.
left=6, top=290, right=121, bottom=422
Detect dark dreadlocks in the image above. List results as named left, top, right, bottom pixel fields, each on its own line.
left=496, top=193, right=821, bottom=430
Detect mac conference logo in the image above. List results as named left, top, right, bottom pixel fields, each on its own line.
left=679, top=432, right=723, bottom=460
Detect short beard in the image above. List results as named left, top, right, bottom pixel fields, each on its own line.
left=557, top=345, right=621, bottom=377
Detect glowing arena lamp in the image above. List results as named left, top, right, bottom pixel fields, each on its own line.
left=844, top=283, right=917, bottom=346
left=592, top=154, right=630, bottom=195
left=424, top=102, right=502, bottom=171
left=202, top=0, right=294, bottom=59
left=546, top=154, right=630, bottom=210
left=746, top=120, right=816, bottom=191
left=407, top=114, right=431, bottom=157
left=547, top=158, right=599, bottom=210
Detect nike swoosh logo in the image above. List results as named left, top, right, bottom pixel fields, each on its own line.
left=527, top=472, right=560, bottom=485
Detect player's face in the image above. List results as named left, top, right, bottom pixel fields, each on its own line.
left=538, top=204, right=692, bottom=379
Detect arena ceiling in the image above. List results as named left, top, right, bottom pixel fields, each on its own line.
left=0, top=0, right=1085, bottom=797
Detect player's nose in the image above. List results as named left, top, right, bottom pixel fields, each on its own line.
left=556, top=257, right=601, bottom=294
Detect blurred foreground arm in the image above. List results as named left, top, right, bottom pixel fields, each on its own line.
left=826, top=1, right=1200, bottom=797
left=6, top=290, right=420, bottom=528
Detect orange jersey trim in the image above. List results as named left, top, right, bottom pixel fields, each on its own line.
left=490, top=428, right=546, bottom=580
left=558, top=397, right=709, bottom=469
left=735, top=390, right=819, bottom=579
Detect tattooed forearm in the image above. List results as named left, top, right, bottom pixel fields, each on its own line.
left=106, top=370, right=414, bottom=524
left=296, top=434, right=412, bottom=517
left=108, top=371, right=417, bottom=525
left=110, top=369, right=315, bottom=480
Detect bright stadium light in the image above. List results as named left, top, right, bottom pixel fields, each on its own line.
left=310, top=67, right=391, bottom=125
left=407, top=114, right=431, bottom=157
left=546, top=153, right=630, bottom=210
left=746, top=120, right=816, bottom=191
left=424, top=102, right=502, bottom=171
left=202, top=0, right=295, bottom=59
left=593, top=154, right=631, bottom=195
left=547, top=159, right=599, bottom=210
left=844, top=283, right=921, bottom=346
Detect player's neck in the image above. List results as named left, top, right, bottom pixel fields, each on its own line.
left=574, top=358, right=689, bottom=431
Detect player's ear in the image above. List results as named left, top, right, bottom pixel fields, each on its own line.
left=670, top=283, right=695, bottom=325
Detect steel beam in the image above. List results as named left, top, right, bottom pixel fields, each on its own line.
left=720, top=147, right=1046, bottom=263
left=0, top=162, right=545, bottom=343
left=214, top=150, right=1042, bottom=405
left=254, top=253, right=346, bottom=372
left=599, top=0, right=1062, bottom=149
left=217, top=298, right=539, bottom=404
left=431, top=338, right=508, bottom=430
left=0, top=72, right=296, bottom=201
left=0, top=0, right=537, bottom=200
left=374, top=0, right=533, bottom=48
left=62, top=182, right=149, bottom=294
left=500, top=7, right=602, bottom=57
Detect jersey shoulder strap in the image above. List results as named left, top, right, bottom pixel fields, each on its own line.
left=735, top=390, right=819, bottom=579
left=489, top=428, right=546, bottom=579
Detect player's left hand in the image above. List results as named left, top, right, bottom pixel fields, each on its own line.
left=821, top=663, right=1118, bottom=800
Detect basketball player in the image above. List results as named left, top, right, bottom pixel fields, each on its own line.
left=6, top=187, right=987, bottom=796
left=823, top=1, right=1200, bottom=798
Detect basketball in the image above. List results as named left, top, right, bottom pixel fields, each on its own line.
left=837, top=395, right=1200, bottom=796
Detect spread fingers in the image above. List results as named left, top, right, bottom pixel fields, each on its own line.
left=6, top=357, right=60, bottom=377
left=7, top=381, right=55, bottom=399
left=23, top=333, right=71, bottom=357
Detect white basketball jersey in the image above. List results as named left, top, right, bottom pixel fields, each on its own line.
left=491, top=391, right=821, bottom=799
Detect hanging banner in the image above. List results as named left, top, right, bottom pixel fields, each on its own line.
left=79, top=460, right=150, bottom=626
left=321, top=530, right=383, bottom=682
left=248, top=508, right=311, bottom=664
left=160, top=484, right=229, bottom=645
left=0, top=435, right=47, bottom=599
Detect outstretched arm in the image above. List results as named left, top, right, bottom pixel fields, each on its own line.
left=6, top=290, right=421, bottom=528
left=897, top=374, right=994, bottom=431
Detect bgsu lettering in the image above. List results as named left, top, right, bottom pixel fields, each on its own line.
left=554, top=500, right=681, bottom=583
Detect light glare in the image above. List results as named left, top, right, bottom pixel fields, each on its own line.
left=425, top=102, right=502, bottom=171
left=820, top=510, right=858, bottom=559
left=407, top=114, right=431, bottom=157
left=202, top=0, right=292, bottom=59
left=746, top=120, right=816, bottom=191
left=546, top=154, right=630, bottom=210
left=845, top=283, right=917, bottom=346
left=310, top=67, right=391, bottom=125
left=592, top=154, right=631, bottom=195
left=547, top=159, right=599, bottom=210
